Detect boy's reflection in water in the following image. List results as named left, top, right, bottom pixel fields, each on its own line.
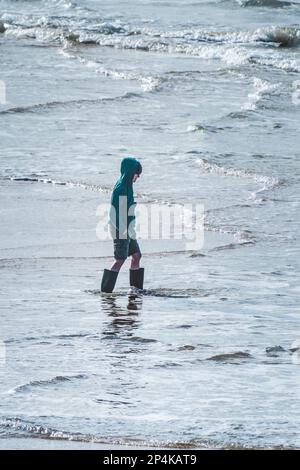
left=99, top=295, right=145, bottom=405
left=100, top=294, right=143, bottom=337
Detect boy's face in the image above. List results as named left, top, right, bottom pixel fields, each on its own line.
left=133, top=173, right=140, bottom=183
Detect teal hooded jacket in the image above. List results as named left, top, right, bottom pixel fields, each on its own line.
left=109, top=157, right=142, bottom=239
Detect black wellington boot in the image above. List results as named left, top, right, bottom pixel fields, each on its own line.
left=101, top=269, right=119, bottom=293
left=129, top=268, right=144, bottom=290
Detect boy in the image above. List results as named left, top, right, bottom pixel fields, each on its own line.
left=101, top=157, right=144, bottom=293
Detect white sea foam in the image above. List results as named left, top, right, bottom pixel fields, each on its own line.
left=242, top=77, right=280, bottom=110
left=59, top=49, right=162, bottom=92
left=2, top=13, right=300, bottom=75
left=196, top=158, right=281, bottom=191
left=1, top=0, right=300, bottom=451
left=7, top=176, right=112, bottom=193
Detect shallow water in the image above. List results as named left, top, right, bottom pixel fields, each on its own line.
left=1, top=0, right=300, bottom=449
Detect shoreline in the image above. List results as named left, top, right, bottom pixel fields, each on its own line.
left=0, top=437, right=200, bottom=450
left=0, top=437, right=152, bottom=450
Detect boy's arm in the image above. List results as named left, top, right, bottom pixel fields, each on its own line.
left=109, top=189, right=128, bottom=239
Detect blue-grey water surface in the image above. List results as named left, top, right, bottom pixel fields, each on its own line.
left=1, top=0, right=300, bottom=449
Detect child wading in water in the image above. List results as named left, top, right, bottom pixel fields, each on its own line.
left=101, top=157, right=144, bottom=293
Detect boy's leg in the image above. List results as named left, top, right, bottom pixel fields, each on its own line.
left=111, top=259, right=125, bottom=271
left=128, top=239, right=142, bottom=269
left=130, top=252, right=141, bottom=270
left=128, top=239, right=144, bottom=289
left=101, top=239, right=128, bottom=292
left=111, top=238, right=129, bottom=270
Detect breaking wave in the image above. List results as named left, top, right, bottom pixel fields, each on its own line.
left=1, top=12, right=300, bottom=77
left=2, top=11, right=300, bottom=48
left=195, top=158, right=282, bottom=192
left=261, top=26, right=300, bottom=47
left=160, top=25, right=300, bottom=48
left=242, top=76, right=280, bottom=110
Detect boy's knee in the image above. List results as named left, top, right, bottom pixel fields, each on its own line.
left=114, top=258, right=126, bottom=268
left=133, top=252, right=141, bottom=261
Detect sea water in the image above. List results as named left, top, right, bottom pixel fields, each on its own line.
left=0, top=0, right=300, bottom=449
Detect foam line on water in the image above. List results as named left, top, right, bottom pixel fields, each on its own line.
left=195, top=158, right=282, bottom=192
left=0, top=416, right=295, bottom=449
left=7, top=374, right=88, bottom=395
left=59, top=48, right=164, bottom=92
left=2, top=13, right=300, bottom=74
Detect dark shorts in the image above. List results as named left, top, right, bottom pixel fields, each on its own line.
left=113, top=238, right=141, bottom=260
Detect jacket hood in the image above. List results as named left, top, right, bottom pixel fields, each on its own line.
left=120, top=157, right=142, bottom=182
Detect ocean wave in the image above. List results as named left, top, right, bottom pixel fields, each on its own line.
left=0, top=13, right=136, bottom=44
left=161, top=25, right=300, bottom=48
left=0, top=416, right=195, bottom=447
left=261, top=26, right=300, bottom=47
left=0, top=417, right=293, bottom=449
left=53, top=24, right=300, bottom=51
left=5, top=176, right=112, bottom=193
left=235, top=0, right=294, bottom=8
left=204, top=223, right=257, bottom=245
left=59, top=48, right=163, bottom=92
left=0, top=417, right=91, bottom=442
left=1, top=13, right=300, bottom=77
left=195, top=158, right=282, bottom=191
left=2, top=12, right=300, bottom=49
left=63, top=35, right=250, bottom=68
left=250, top=55, right=300, bottom=72
left=242, top=76, right=280, bottom=110
left=0, top=417, right=216, bottom=449
left=192, top=153, right=285, bottom=243
left=0, top=92, right=141, bottom=115
left=8, top=374, right=87, bottom=395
